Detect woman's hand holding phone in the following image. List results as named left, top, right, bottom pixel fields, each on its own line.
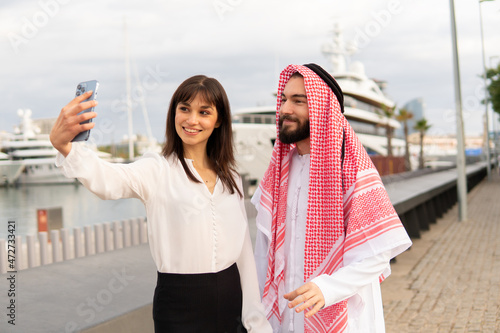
left=49, top=91, right=98, bottom=157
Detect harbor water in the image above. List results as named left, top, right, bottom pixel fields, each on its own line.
left=0, top=183, right=146, bottom=239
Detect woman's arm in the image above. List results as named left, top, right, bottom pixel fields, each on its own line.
left=236, top=227, right=272, bottom=332
left=235, top=183, right=272, bottom=332
left=51, top=91, right=162, bottom=202
left=56, top=143, right=162, bottom=201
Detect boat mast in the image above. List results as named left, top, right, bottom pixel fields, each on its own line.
left=321, top=22, right=356, bottom=74
left=132, top=60, right=156, bottom=147
left=124, top=18, right=134, bottom=160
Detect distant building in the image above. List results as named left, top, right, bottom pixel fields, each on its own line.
left=103, top=134, right=162, bottom=158
left=397, top=98, right=425, bottom=137
left=408, top=133, right=484, bottom=156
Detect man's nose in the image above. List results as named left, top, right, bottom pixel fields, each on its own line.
left=280, top=100, right=293, bottom=115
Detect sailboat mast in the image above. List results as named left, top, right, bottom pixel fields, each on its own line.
left=124, top=19, right=134, bottom=160
left=133, top=60, right=155, bottom=143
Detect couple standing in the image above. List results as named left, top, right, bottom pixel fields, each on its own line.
left=50, top=63, right=411, bottom=332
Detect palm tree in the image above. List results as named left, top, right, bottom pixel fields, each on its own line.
left=379, top=105, right=396, bottom=156
left=414, top=118, right=431, bottom=169
left=396, top=108, right=414, bottom=171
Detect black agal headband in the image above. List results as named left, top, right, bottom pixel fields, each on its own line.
left=304, top=63, right=344, bottom=113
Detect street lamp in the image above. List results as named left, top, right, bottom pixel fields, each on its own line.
left=478, top=0, right=491, bottom=179
left=449, top=0, right=467, bottom=221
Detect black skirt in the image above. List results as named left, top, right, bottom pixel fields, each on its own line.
left=153, top=263, right=248, bottom=333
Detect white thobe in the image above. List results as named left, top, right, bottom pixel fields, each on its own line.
left=255, top=148, right=392, bottom=332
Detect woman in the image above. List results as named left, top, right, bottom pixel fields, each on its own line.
left=50, top=75, right=271, bottom=332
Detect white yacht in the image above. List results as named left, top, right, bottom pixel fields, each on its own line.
left=232, top=24, right=404, bottom=184
left=323, top=23, right=404, bottom=157
left=0, top=151, right=24, bottom=185
left=0, top=109, right=76, bottom=185
left=232, top=118, right=276, bottom=187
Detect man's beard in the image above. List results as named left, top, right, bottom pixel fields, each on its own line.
left=278, top=115, right=310, bottom=144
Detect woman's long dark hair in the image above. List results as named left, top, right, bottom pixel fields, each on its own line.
left=162, top=75, right=242, bottom=198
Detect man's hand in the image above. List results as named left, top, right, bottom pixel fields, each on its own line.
left=283, top=282, right=325, bottom=318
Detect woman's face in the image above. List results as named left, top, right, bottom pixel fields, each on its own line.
left=174, top=93, right=220, bottom=154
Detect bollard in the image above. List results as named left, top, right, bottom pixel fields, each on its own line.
left=122, top=219, right=131, bottom=248
left=26, top=235, right=36, bottom=268
left=15, top=235, right=23, bottom=271
left=95, top=224, right=105, bottom=254
left=84, top=226, right=94, bottom=256
left=60, top=229, right=72, bottom=261
left=39, top=232, right=49, bottom=266
left=51, top=230, right=62, bottom=263
left=74, top=228, right=84, bottom=258
left=2, top=216, right=149, bottom=272
left=113, top=221, right=123, bottom=250
left=104, top=222, right=113, bottom=252
left=131, top=218, right=140, bottom=246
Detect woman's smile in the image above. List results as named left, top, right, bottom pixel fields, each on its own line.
left=183, top=127, right=202, bottom=134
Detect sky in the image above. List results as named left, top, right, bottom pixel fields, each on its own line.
left=1, top=0, right=500, bottom=146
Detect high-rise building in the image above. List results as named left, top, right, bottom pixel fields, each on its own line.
left=397, top=97, right=425, bottom=137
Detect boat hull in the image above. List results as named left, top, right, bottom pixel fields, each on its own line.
left=18, top=158, right=76, bottom=185
left=0, top=161, right=25, bottom=185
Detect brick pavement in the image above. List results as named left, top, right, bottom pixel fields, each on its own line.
left=382, top=173, right=500, bottom=332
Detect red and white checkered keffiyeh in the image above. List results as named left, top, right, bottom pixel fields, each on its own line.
left=255, top=64, right=411, bottom=332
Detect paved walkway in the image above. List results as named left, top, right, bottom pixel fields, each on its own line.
left=381, top=173, right=500, bottom=332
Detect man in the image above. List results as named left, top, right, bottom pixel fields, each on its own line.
left=252, top=64, right=412, bottom=332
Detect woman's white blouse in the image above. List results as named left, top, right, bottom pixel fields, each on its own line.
left=55, top=143, right=271, bottom=332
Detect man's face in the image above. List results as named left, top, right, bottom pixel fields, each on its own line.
left=278, top=75, right=310, bottom=144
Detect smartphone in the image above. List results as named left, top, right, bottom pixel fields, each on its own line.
left=71, top=80, right=99, bottom=142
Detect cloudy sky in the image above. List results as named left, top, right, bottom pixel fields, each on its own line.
left=1, top=0, right=500, bottom=145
